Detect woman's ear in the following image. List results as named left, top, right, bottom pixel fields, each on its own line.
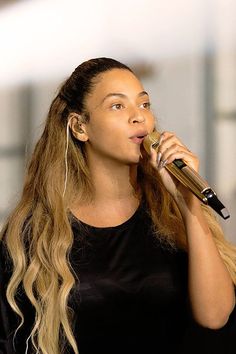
left=68, top=113, right=88, bottom=142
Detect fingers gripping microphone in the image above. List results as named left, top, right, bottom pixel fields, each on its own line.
left=143, top=131, right=230, bottom=220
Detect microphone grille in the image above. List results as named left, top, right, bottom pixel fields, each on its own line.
left=143, top=131, right=161, bottom=155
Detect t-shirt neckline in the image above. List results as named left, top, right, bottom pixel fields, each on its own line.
left=70, top=203, right=143, bottom=232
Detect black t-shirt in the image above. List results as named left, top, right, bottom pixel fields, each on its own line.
left=70, top=203, right=189, bottom=354
left=0, top=204, right=236, bottom=353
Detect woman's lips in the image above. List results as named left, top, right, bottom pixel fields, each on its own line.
left=129, top=136, right=145, bottom=144
left=129, top=130, right=148, bottom=144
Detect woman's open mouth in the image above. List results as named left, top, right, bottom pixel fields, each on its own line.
left=129, top=136, right=145, bottom=144
left=129, top=131, right=147, bottom=144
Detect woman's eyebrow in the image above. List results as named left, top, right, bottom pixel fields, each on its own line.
left=101, top=90, right=149, bottom=104
left=138, top=90, right=149, bottom=97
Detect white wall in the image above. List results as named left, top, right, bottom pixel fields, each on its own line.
left=0, top=0, right=235, bottom=242
left=0, top=0, right=208, bottom=86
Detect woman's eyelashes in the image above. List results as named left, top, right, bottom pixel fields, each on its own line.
left=109, top=101, right=151, bottom=111
left=140, top=101, right=151, bottom=109
left=111, top=103, right=124, bottom=110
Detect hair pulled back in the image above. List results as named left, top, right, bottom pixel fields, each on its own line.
left=1, top=57, right=236, bottom=354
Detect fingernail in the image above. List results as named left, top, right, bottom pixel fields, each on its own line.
left=156, top=152, right=162, bottom=167
left=158, top=135, right=163, bottom=145
left=159, top=159, right=168, bottom=169
left=162, top=159, right=168, bottom=168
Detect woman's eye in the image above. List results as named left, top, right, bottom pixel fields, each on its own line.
left=111, top=103, right=124, bottom=110
left=140, top=102, right=151, bottom=109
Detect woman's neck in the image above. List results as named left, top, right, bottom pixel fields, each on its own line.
left=70, top=158, right=141, bottom=227
left=88, top=158, right=139, bottom=205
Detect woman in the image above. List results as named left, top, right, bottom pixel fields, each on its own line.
left=0, top=57, right=236, bottom=354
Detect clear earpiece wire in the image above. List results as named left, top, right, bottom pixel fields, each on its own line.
left=63, top=121, right=70, bottom=197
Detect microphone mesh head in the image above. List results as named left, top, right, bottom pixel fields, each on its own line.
left=143, top=131, right=161, bottom=155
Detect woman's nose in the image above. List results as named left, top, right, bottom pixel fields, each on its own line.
left=128, top=107, right=145, bottom=124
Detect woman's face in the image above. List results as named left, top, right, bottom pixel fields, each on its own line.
left=82, top=68, right=155, bottom=165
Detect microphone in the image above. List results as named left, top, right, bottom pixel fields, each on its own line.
left=143, top=131, right=230, bottom=220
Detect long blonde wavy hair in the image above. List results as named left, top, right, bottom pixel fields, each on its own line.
left=1, top=57, right=236, bottom=354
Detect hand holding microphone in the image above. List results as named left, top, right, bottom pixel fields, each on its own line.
left=143, top=131, right=230, bottom=220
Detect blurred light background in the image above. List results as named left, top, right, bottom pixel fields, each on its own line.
left=0, top=0, right=235, bottom=242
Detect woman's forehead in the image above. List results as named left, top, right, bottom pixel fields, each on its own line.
left=88, top=69, right=144, bottom=100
